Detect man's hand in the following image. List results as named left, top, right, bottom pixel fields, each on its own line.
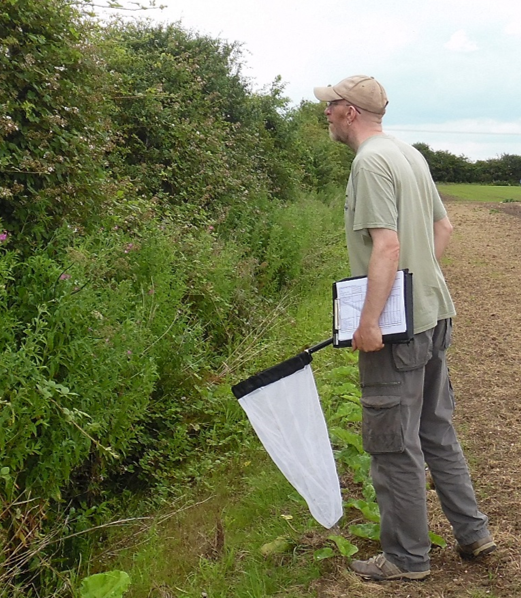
left=352, top=320, right=384, bottom=352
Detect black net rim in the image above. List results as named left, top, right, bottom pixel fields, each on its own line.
left=232, top=351, right=312, bottom=399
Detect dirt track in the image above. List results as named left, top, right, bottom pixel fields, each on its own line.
left=321, top=200, right=521, bottom=598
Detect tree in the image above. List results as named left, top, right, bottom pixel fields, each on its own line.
left=475, top=154, right=521, bottom=185
left=413, top=143, right=473, bottom=183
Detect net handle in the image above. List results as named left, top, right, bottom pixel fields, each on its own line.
left=305, top=337, right=333, bottom=355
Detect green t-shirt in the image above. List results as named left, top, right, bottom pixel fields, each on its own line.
left=344, top=134, right=455, bottom=334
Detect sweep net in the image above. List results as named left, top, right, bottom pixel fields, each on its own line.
left=232, top=352, right=343, bottom=529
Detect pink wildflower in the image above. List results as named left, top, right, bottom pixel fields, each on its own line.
left=0, top=232, right=7, bottom=242
left=60, top=273, right=72, bottom=280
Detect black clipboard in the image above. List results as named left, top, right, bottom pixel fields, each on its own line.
left=333, top=269, right=414, bottom=348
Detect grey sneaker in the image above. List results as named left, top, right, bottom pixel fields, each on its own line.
left=350, top=553, right=430, bottom=581
left=457, top=535, right=497, bottom=559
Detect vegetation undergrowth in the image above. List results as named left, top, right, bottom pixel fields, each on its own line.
left=1, top=1, right=356, bottom=593
left=87, top=189, right=369, bottom=598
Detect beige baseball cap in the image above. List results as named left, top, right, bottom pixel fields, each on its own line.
left=313, top=75, right=388, bottom=115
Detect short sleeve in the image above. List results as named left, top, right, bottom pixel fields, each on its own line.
left=432, top=182, right=447, bottom=222
left=352, top=167, right=398, bottom=232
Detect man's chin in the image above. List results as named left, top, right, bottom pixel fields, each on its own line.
left=329, top=127, right=340, bottom=142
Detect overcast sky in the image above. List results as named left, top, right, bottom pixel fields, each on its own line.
left=110, top=0, right=521, bottom=161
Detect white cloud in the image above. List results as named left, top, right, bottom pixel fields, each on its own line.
left=444, top=30, right=479, bottom=52
left=505, top=21, right=521, bottom=36
left=387, top=118, right=521, bottom=135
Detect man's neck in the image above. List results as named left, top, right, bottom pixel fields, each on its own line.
left=351, top=127, right=384, bottom=153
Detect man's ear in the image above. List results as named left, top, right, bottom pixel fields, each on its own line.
left=346, top=105, right=357, bottom=126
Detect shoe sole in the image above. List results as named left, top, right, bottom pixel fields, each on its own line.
left=458, top=541, right=497, bottom=560
left=356, top=570, right=431, bottom=581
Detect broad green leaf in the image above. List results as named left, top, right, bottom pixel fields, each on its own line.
left=330, top=428, right=364, bottom=453
left=362, top=481, right=376, bottom=502
left=429, top=531, right=447, bottom=548
left=338, top=451, right=371, bottom=481
left=334, top=382, right=361, bottom=399
left=348, top=523, right=381, bottom=542
left=332, top=402, right=362, bottom=422
left=328, top=366, right=358, bottom=382
left=313, top=547, right=335, bottom=561
left=328, top=535, right=359, bottom=558
left=80, top=571, right=131, bottom=598
left=260, top=536, right=295, bottom=557
left=344, top=499, right=380, bottom=523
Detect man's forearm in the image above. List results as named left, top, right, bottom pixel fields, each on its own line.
left=352, top=228, right=400, bottom=352
left=434, top=216, right=453, bottom=260
left=361, top=245, right=400, bottom=327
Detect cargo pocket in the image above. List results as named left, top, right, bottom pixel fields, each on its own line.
left=435, top=318, right=452, bottom=351
left=361, top=394, right=404, bottom=454
left=392, top=332, right=432, bottom=372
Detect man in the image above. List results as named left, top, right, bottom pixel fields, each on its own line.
left=313, top=75, right=495, bottom=581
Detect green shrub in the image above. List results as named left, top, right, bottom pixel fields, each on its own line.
left=0, top=0, right=112, bottom=245
left=0, top=212, right=292, bottom=498
left=0, top=235, right=158, bottom=501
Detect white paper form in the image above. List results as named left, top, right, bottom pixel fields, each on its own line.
left=335, top=270, right=407, bottom=342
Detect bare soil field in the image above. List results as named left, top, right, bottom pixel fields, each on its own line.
left=318, top=199, right=521, bottom=597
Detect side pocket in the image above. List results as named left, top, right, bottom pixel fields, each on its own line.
left=392, top=332, right=432, bottom=372
left=437, top=318, right=453, bottom=351
left=361, top=394, right=404, bottom=454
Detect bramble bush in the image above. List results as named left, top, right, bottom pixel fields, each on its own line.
left=0, top=230, right=157, bottom=500
left=0, top=217, right=278, bottom=496
left=101, top=20, right=303, bottom=219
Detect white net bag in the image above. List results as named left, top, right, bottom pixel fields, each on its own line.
left=232, top=352, right=343, bottom=529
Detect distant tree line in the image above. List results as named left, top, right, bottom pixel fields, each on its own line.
left=413, top=143, right=521, bottom=185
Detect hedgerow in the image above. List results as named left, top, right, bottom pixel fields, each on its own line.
left=0, top=1, right=356, bottom=595
left=0, top=0, right=114, bottom=247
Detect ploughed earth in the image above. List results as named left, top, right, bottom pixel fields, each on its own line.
left=317, top=199, right=521, bottom=598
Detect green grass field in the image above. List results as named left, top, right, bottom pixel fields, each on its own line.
left=437, top=183, right=521, bottom=202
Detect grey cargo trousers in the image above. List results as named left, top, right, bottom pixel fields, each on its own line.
left=358, top=319, right=490, bottom=572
